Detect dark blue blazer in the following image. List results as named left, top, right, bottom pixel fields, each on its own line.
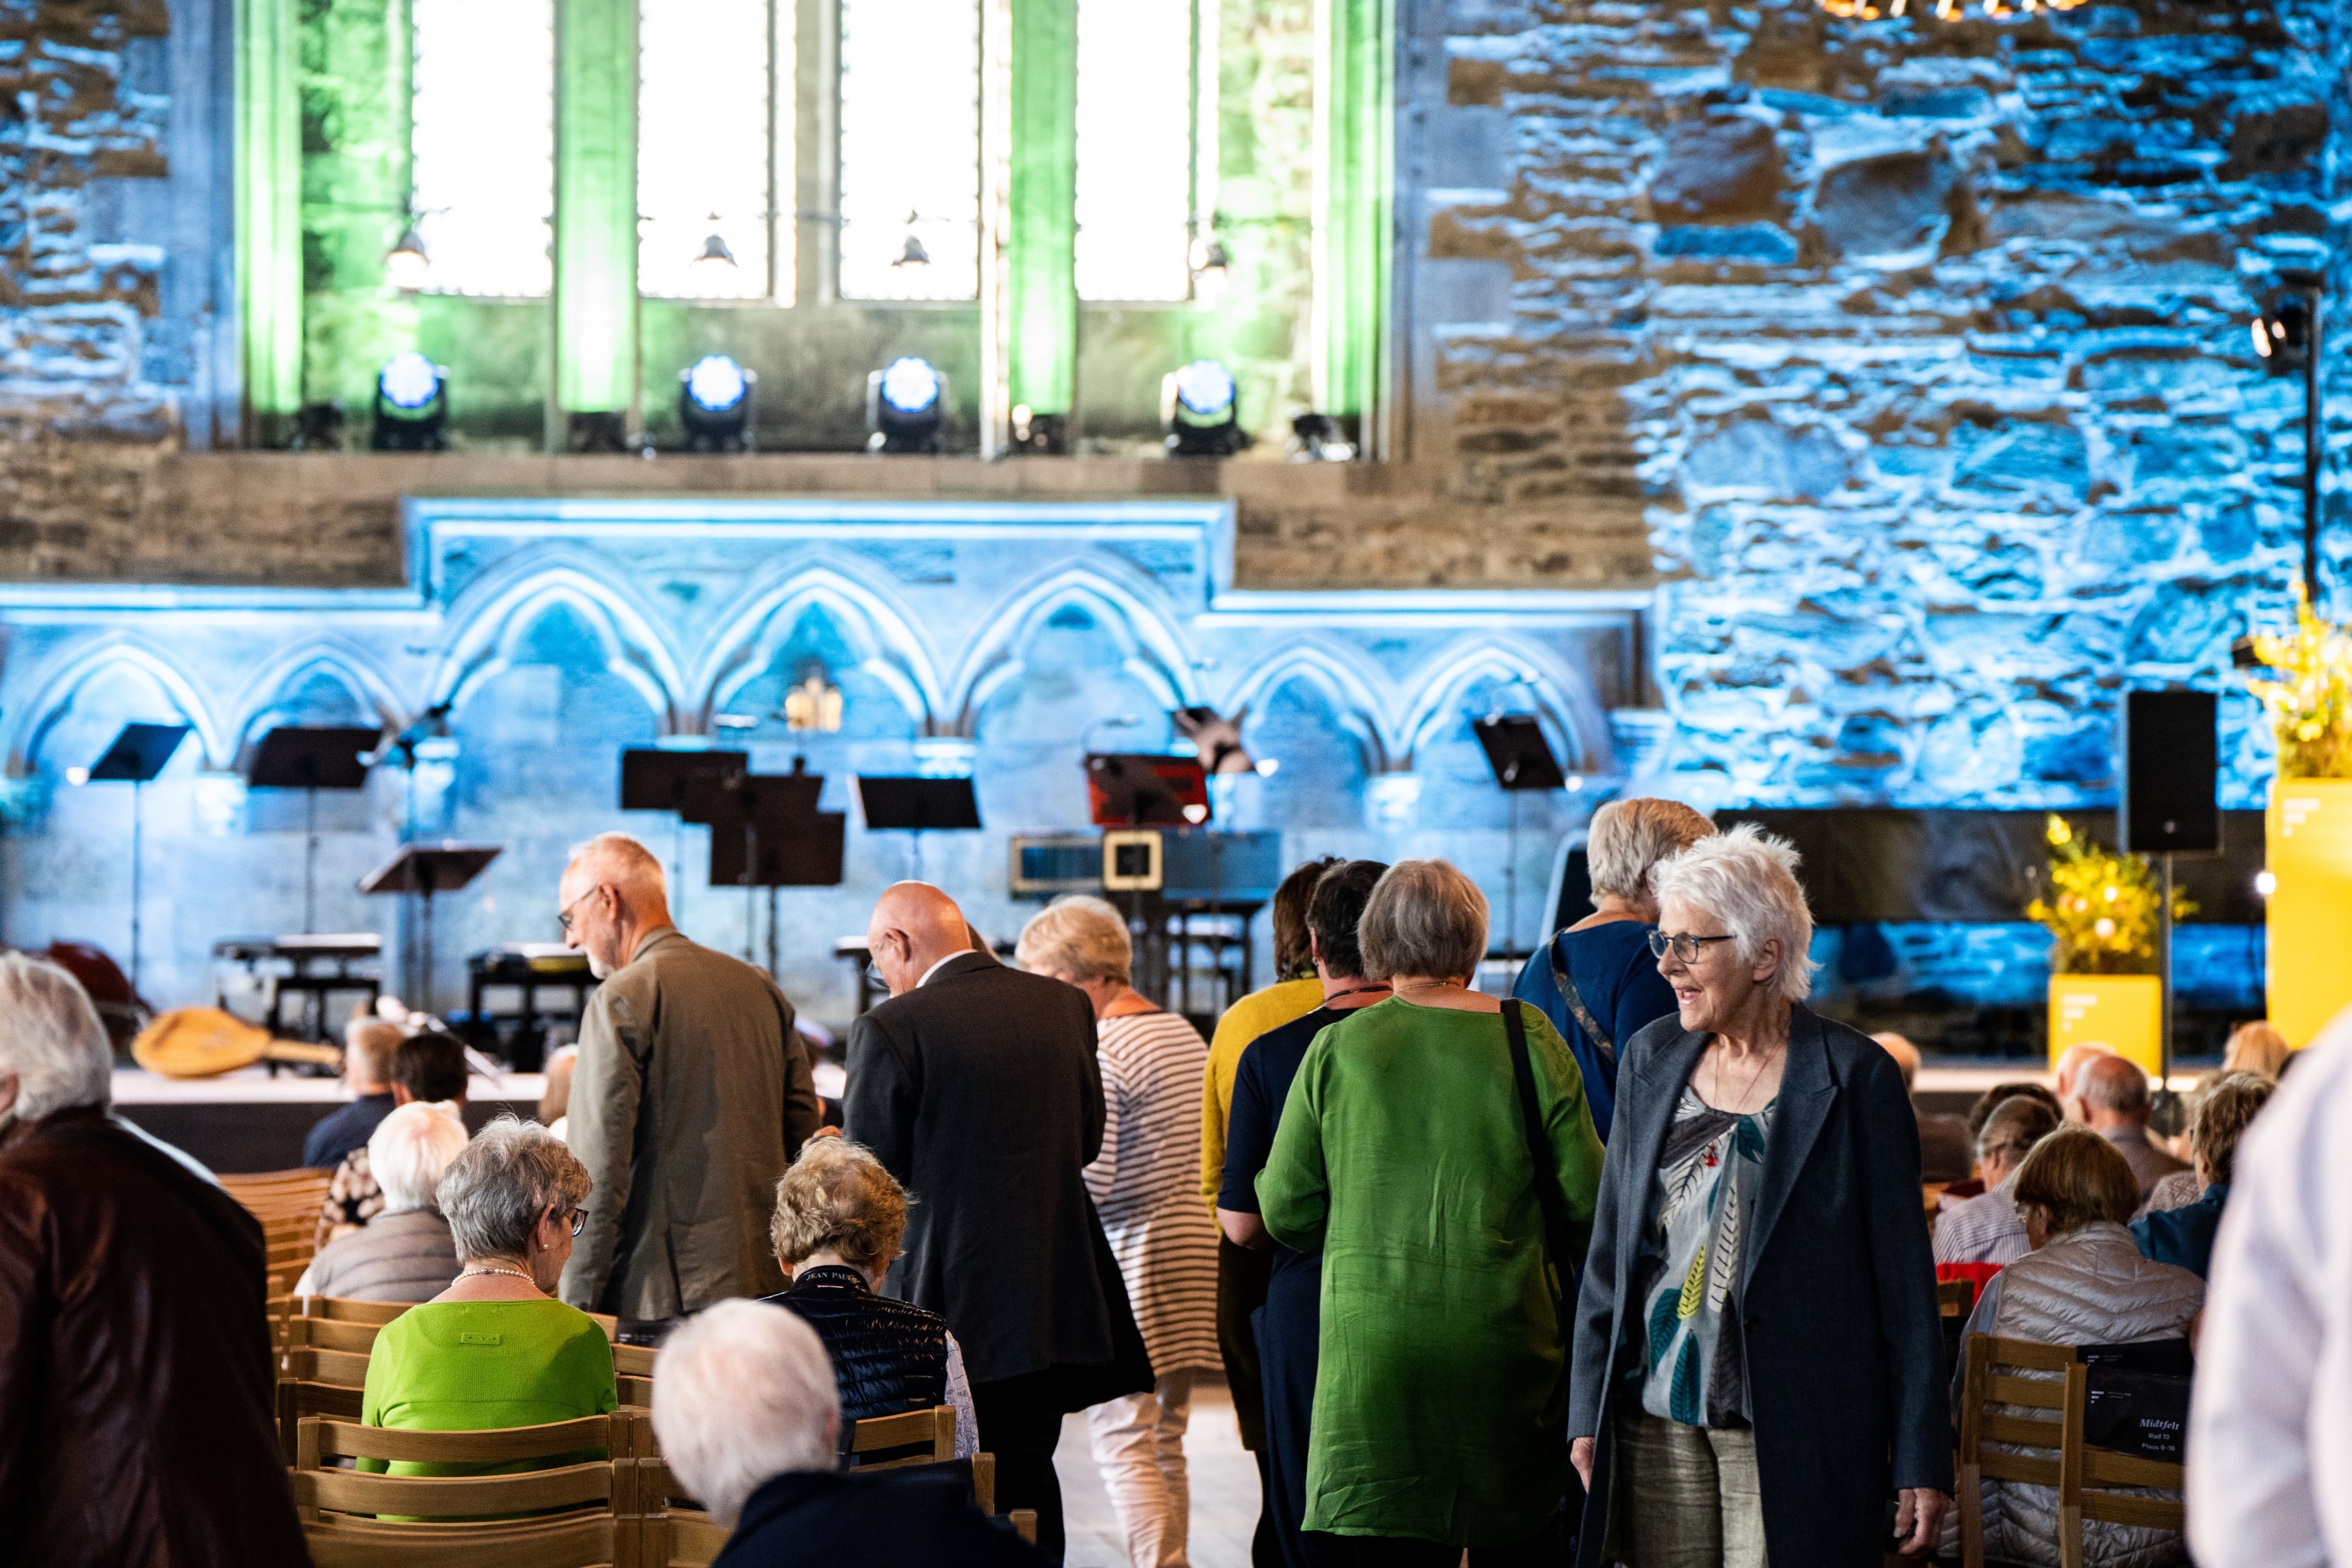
left=1567, top=1005, right=1952, bottom=1567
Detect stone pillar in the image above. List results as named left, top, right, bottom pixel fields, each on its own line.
left=554, top=0, right=639, bottom=432
left=1006, top=0, right=1076, bottom=432
left=1314, top=0, right=1390, bottom=449
left=236, top=0, right=302, bottom=437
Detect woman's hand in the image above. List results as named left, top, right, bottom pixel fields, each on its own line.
left=1893, top=1487, right=1952, bottom=1556
left=1570, top=1436, right=1595, bottom=1490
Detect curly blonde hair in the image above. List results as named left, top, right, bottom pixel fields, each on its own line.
left=769, top=1139, right=910, bottom=1272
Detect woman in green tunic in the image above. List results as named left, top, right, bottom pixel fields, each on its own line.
left=1258, top=858, right=1606, bottom=1563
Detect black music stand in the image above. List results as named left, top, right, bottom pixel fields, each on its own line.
left=361, top=843, right=502, bottom=1014
left=620, top=746, right=748, bottom=917
left=249, top=725, right=381, bottom=933
left=1473, top=714, right=1566, bottom=960
left=854, top=776, right=982, bottom=883
left=688, top=766, right=835, bottom=970
left=84, top=721, right=191, bottom=993
left=1086, top=753, right=1210, bottom=827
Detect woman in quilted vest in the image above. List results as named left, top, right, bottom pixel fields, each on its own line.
left=1952, top=1126, right=2203, bottom=1568
left=762, top=1138, right=977, bottom=1459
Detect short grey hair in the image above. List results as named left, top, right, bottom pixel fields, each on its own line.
left=435, top=1116, right=591, bottom=1261
left=2078, top=1052, right=2151, bottom=1116
left=1651, top=824, right=1818, bottom=1003
left=368, top=1101, right=472, bottom=1214
left=1978, top=1093, right=2060, bottom=1164
left=1015, top=894, right=1132, bottom=987
left=1586, top=798, right=1716, bottom=903
left=653, top=1299, right=840, bottom=1525
left=0, top=954, right=113, bottom=1120
left=568, top=831, right=667, bottom=900
left=1359, top=859, right=1488, bottom=981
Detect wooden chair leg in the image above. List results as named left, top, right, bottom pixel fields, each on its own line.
left=1009, top=1508, right=1038, bottom=1544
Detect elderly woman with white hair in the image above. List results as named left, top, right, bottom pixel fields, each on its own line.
left=653, top=1299, right=1048, bottom=1564
left=1256, top=859, right=1605, bottom=1564
left=296, top=1100, right=469, bottom=1302
left=1514, top=797, right=1715, bottom=1141
left=0, top=953, right=310, bottom=1566
left=360, top=1117, right=616, bottom=1465
left=1565, top=825, right=1952, bottom=1568
left=1016, top=894, right=1220, bottom=1568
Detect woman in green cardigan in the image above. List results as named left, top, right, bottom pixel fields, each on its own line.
left=1259, top=858, right=1606, bottom=1565
left=361, top=1118, right=618, bottom=1474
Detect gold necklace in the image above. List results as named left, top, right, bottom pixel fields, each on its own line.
left=1711, top=1038, right=1782, bottom=1109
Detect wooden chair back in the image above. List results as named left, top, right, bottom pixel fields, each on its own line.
left=633, top=1455, right=727, bottom=1568
left=289, top=1315, right=384, bottom=1354
left=290, top=1413, right=629, bottom=1527
left=302, top=1296, right=413, bottom=1325
left=278, top=1378, right=366, bottom=1462
left=299, top=1515, right=628, bottom=1568
left=846, top=1406, right=956, bottom=1468
left=2069, top=1382, right=2187, bottom=1542
left=1939, top=1276, right=1977, bottom=1318
left=612, top=1342, right=658, bottom=1378
left=617, top=1373, right=655, bottom=1409
left=1958, top=1334, right=2085, bottom=1568
left=283, top=1344, right=372, bottom=1388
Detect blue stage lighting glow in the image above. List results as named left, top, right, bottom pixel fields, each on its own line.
left=378, top=351, right=443, bottom=411
left=1172, top=359, right=1235, bottom=419
left=685, top=354, right=750, bottom=413
left=880, top=357, right=942, bottom=415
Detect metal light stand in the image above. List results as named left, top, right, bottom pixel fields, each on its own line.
left=129, top=779, right=145, bottom=991
left=2158, top=853, right=2175, bottom=1089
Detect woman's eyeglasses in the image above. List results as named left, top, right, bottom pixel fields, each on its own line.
left=550, top=1205, right=587, bottom=1236
left=1646, top=931, right=1736, bottom=963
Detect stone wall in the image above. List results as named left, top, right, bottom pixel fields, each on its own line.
left=1413, top=0, right=2350, bottom=808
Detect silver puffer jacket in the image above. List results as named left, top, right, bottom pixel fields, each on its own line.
left=1956, top=1223, right=2203, bottom=1568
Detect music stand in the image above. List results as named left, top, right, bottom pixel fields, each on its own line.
left=1085, top=753, right=1210, bottom=828
left=620, top=747, right=748, bottom=917
left=708, top=791, right=847, bottom=977
left=854, top=776, right=982, bottom=883
left=83, top=722, right=191, bottom=993
left=1472, top=715, right=1566, bottom=959
left=248, top=725, right=382, bottom=933
left=688, top=766, right=834, bottom=970
left=360, top=843, right=502, bottom=1014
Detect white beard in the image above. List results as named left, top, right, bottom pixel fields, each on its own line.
left=586, top=953, right=613, bottom=981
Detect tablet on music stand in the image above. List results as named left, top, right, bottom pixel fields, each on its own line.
left=854, top=776, right=983, bottom=831
left=1086, top=753, right=1210, bottom=827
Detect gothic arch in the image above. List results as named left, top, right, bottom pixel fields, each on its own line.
left=948, top=566, right=1203, bottom=734
left=694, top=565, right=945, bottom=732
left=226, top=639, right=407, bottom=757
left=8, top=636, right=226, bottom=775
left=1221, top=639, right=1401, bottom=775
left=430, top=563, right=688, bottom=730
left=1399, top=637, right=1613, bottom=773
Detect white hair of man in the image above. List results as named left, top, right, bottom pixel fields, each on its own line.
left=570, top=831, right=668, bottom=900
left=368, top=1100, right=471, bottom=1214
left=1651, top=822, right=1818, bottom=1004
left=652, top=1298, right=841, bottom=1526
left=0, top=953, right=113, bottom=1122
left=1586, top=797, right=1717, bottom=904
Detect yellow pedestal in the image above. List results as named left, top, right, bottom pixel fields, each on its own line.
left=2047, top=975, right=2163, bottom=1078
left=2267, top=779, right=2352, bottom=1047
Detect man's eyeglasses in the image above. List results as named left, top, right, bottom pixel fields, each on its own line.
left=557, top=889, right=596, bottom=934
left=1646, top=931, right=1737, bottom=964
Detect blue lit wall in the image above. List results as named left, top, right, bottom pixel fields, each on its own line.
left=0, top=500, right=1644, bottom=1027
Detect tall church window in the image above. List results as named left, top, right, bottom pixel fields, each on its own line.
left=838, top=0, right=982, bottom=301
left=410, top=0, right=556, bottom=297
left=1074, top=0, right=1200, bottom=302
left=639, top=0, right=790, bottom=300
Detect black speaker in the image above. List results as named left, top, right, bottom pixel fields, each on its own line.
left=2118, top=690, right=2219, bottom=856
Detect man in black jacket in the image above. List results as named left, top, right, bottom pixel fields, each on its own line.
left=844, top=880, right=1150, bottom=1560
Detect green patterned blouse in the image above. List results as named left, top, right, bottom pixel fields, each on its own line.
left=1637, top=1086, right=1775, bottom=1428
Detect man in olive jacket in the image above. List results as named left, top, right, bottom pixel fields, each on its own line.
left=557, top=833, right=822, bottom=1320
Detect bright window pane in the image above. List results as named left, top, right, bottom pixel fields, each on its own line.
left=411, top=0, right=554, bottom=297
left=640, top=0, right=782, bottom=300
left=1076, top=0, right=1192, bottom=302
left=839, top=0, right=979, bottom=301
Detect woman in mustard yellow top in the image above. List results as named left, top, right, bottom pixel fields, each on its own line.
left=360, top=1119, right=617, bottom=1475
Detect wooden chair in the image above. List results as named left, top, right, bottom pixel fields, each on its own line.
left=1958, top=1333, right=2082, bottom=1568
left=632, top=1455, right=730, bottom=1568
left=283, top=1344, right=373, bottom=1387
left=1939, top=1276, right=1978, bottom=1318
left=846, top=1406, right=956, bottom=1469
left=279, top=1378, right=367, bottom=1461
left=299, top=1515, right=632, bottom=1568
left=2066, top=1370, right=2186, bottom=1557
left=613, top=1342, right=658, bottom=1378
left=299, top=1296, right=413, bottom=1325
left=617, top=1373, right=655, bottom=1409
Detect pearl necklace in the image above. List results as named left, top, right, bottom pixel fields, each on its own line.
left=461, top=1264, right=535, bottom=1284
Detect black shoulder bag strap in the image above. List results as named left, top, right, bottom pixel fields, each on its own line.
left=1547, top=936, right=1616, bottom=1069
left=1504, top=998, right=1578, bottom=1292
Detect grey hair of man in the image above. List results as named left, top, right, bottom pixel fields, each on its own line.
left=1358, top=858, right=1488, bottom=981
left=0, top=953, right=113, bottom=1122
left=368, top=1100, right=472, bottom=1214
left=652, top=1298, right=841, bottom=1526
left=435, top=1115, right=592, bottom=1263
left=2078, top=1051, right=2151, bottom=1117
left=1976, top=1093, right=2060, bottom=1168
left=1014, top=893, right=1132, bottom=986
left=1586, top=797, right=1717, bottom=904
left=1650, top=822, right=1819, bottom=1004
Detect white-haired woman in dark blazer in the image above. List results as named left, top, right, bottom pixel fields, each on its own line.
left=1566, top=825, right=1952, bottom=1567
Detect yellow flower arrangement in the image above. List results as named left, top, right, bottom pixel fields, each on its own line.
left=2025, top=814, right=2195, bottom=975
left=2246, top=593, right=2352, bottom=779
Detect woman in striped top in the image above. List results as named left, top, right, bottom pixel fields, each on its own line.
left=1019, top=896, right=1222, bottom=1568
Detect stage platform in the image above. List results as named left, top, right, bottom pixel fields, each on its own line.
left=112, top=1067, right=547, bottom=1174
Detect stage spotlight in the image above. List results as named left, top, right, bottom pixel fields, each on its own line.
left=679, top=354, right=757, bottom=452
left=867, top=356, right=945, bottom=453
left=384, top=224, right=430, bottom=291
left=1289, top=411, right=1357, bottom=462
left=1161, top=358, right=1242, bottom=457
left=372, top=351, right=447, bottom=450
